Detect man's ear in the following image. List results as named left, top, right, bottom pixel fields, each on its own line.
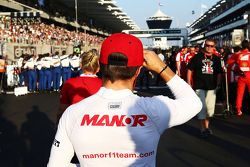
left=132, top=66, right=142, bottom=90
left=135, top=66, right=142, bottom=78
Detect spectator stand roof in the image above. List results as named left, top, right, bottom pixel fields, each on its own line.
left=60, top=0, right=140, bottom=34
left=0, top=0, right=139, bottom=36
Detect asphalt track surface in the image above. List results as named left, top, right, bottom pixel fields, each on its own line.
left=0, top=86, right=249, bottom=167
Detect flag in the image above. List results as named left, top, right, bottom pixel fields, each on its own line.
left=201, top=4, right=208, bottom=9
left=38, top=0, right=45, bottom=7
left=158, top=3, right=163, bottom=6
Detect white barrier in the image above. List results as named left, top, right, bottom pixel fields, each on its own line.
left=14, top=86, right=28, bottom=96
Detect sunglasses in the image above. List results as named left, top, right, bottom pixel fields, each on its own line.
left=205, top=44, right=215, bottom=48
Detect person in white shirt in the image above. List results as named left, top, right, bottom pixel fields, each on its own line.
left=47, top=33, right=202, bottom=167
left=17, top=55, right=25, bottom=86
left=23, top=54, right=37, bottom=92
left=51, top=51, right=61, bottom=91
left=60, top=50, right=71, bottom=83
left=70, top=53, right=81, bottom=78
left=36, top=54, right=45, bottom=91
left=156, top=48, right=165, bottom=62
left=42, top=53, right=52, bottom=91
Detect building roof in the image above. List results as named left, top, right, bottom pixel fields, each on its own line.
left=60, top=0, right=139, bottom=33
left=147, top=9, right=172, bottom=20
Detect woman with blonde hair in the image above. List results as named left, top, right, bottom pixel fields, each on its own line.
left=58, top=50, right=102, bottom=121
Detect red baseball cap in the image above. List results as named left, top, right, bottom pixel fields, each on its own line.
left=100, top=33, right=143, bottom=67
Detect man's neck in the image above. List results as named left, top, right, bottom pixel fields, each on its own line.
left=204, top=52, right=213, bottom=56
left=103, top=79, right=134, bottom=91
left=83, top=70, right=96, bottom=75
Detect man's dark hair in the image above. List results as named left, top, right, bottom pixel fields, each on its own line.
left=233, top=46, right=241, bottom=53
left=100, top=52, right=139, bottom=83
left=241, top=40, right=249, bottom=50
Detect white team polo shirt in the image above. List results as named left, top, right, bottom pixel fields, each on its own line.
left=61, top=55, right=70, bottom=67
left=48, top=75, right=202, bottom=167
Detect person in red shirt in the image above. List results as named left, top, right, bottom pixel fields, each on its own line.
left=227, top=40, right=250, bottom=116
left=58, top=50, right=102, bottom=120
left=0, top=55, right=7, bottom=93
left=175, top=47, right=187, bottom=79
left=213, top=48, right=221, bottom=57
left=0, top=55, right=6, bottom=93
left=184, top=47, right=196, bottom=84
left=226, top=46, right=241, bottom=111
left=195, top=45, right=200, bottom=54
left=184, top=46, right=196, bottom=65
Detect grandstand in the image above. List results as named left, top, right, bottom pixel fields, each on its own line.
left=0, top=0, right=139, bottom=61
left=189, top=0, right=250, bottom=47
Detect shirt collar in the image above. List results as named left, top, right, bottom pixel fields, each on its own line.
left=97, top=87, right=133, bottom=99
left=80, top=74, right=98, bottom=77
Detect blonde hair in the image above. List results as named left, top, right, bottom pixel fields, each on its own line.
left=81, top=50, right=100, bottom=73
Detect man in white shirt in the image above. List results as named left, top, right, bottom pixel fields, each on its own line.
left=47, top=33, right=202, bottom=167
left=17, top=55, right=25, bottom=86
left=42, top=53, right=52, bottom=91
left=36, top=54, right=46, bottom=91
left=51, top=51, right=61, bottom=91
left=156, top=48, right=165, bottom=62
left=60, top=50, right=71, bottom=83
left=70, top=53, right=80, bottom=78
left=23, top=54, right=37, bottom=92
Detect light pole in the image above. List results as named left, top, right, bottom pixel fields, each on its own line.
left=75, top=0, right=78, bottom=33
left=247, top=10, right=250, bottom=40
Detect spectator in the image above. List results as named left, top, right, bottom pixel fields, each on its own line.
left=187, top=38, right=223, bottom=138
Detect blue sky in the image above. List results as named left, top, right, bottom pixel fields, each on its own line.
left=116, top=0, right=220, bottom=29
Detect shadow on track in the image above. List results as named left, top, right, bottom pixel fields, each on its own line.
left=20, top=106, right=56, bottom=167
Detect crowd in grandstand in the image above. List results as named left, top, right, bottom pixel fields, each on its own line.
left=0, top=22, right=104, bottom=46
